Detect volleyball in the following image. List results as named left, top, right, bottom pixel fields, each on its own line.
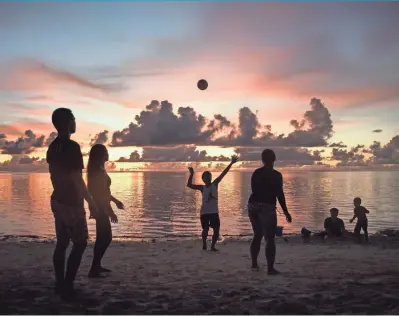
left=197, top=79, right=208, bottom=91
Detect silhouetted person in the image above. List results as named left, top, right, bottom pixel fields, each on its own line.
left=350, top=197, right=369, bottom=242
left=46, top=108, right=98, bottom=299
left=87, top=144, right=124, bottom=278
left=248, top=149, right=292, bottom=275
left=324, top=208, right=345, bottom=238
left=187, top=156, right=239, bottom=251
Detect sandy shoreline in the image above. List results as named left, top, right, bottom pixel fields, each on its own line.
left=1, top=237, right=399, bottom=314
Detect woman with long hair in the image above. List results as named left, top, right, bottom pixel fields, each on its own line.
left=87, top=144, right=124, bottom=278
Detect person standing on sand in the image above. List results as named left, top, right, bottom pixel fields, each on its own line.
left=350, top=197, right=369, bottom=243
left=46, top=108, right=98, bottom=299
left=87, top=144, right=124, bottom=278
left=187, top=156, right=239, bottom=251
left=247, top=149, right=292, bottom=275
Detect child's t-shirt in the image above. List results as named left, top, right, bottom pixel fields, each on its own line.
left=324, top=217, right=345, bottom=237
left=200, top=183, right=219, bottom=215
left=354, top=206, right=368, bottom=221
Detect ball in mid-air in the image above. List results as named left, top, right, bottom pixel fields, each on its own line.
left=197, top=79, right=208, bottom=91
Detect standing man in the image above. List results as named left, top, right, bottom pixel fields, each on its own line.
left=47, top=108, right=97, bottom=298
left=247, top=149, right=292, bottom=275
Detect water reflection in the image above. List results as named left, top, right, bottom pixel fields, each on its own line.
left=0, top=171, right=399, bottom=239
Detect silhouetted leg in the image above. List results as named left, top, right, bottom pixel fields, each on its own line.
left=261, top=211, right=278, bottom=275
left=200, top=215, right=209, bottom=250
left=265, top=236, right=277, bottom=274
left=250, top=234, right=262, bottom=269
left=53, top=240, right=69, bottom=292
left=210, top=214, right=220, bottom=251
left=249, top=210, right=262, bottom=269
left=363, top=222, right=369, bottom=242
left=52, top=211, right=70, bottom=293
left=354, top=222, right=362, bottom=242
left=62, top=213, right=88, bottom=298
left=64, top=241, right=87, bottom=286
left=90, top=216, right=112, bottom=277
left=93, top=235, right=112, bottom=269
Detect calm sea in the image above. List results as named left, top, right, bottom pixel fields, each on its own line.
left=1, top=170, right=398, bottom=240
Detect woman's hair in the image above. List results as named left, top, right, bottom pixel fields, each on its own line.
left=87, top=144, right=108, bottom=178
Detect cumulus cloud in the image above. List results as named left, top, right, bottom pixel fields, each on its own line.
left=117, top=150, right=142, bottom=162
left=0, top=130, right=58, bottom=154
left=372, top=129, right=383, bottom=133
left=0, top=130, right=45, bottom=155
left=116, top=146, right=322, bottom=165
left=234, top=147, right=322, bottom=166
left=45, top=132, right=57, bottom=146
left=368, top=135, right=399, bottom=164
left=0, top=155, right=47, bottom=172
left=112, top=97, right=333, bottom=148
left=117, top=146, right=230, bottom=163
left=19, top=156, right=40, bottom=164
left=141, top=147, right=208, bottom=162
left=90, top=130, right=109, bottom=146
left=282, top=98, right=333, bottom=147
left=112, top=100, right=231, bottom=147
left=330, top=145, right=368, bottom=167
left=329, top=141, right=347, bottom=148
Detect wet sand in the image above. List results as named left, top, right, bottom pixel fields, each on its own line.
left=1, top=237, right=399, bottom=314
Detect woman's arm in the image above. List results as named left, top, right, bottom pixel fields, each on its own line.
left=277, top=174, right=292, bottom=223
left=111, top=195, right=124, bottom=209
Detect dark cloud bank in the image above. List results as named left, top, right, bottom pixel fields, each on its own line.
left=1, top=98, right=399, bottom=168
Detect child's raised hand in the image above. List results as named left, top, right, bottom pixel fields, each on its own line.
left=231, top=155, right=239, bottom=164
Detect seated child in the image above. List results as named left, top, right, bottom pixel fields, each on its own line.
left=324, top=208, right=345, bottom=238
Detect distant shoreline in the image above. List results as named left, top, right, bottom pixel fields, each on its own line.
left=2, top=232, right=399, bottom=244
left=1, top=168, right=399, bottom=174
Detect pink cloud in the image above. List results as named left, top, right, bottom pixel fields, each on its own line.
left=0, top=60, right=138, bottom=108
left=6, top=103, right=52, bottom=117
left=109, top=2, right=398, bottom=110
left=0, top=60, right=113, bottom=93
left=0, top=120, right=53, bottom=139
left=0, top=124, right=22, bottom=138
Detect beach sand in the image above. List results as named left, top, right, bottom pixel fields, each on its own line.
left=1, top=237, right=399, bottom=314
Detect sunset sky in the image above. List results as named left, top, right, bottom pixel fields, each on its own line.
left=0, top=2, right=398, bottom=170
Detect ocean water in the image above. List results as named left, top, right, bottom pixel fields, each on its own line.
left=0, top=170, right=399, bottom=240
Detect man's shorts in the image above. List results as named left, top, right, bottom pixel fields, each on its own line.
left=248, top=203, right=277, bottom=239
left=200, top=213, right=220, bottom=231
left=51, top=199, right=88, bottom=244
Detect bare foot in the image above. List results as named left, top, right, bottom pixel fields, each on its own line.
left=59, top=284, right=77, bottom=301
left=54, top=282, right=63, bottom=295
left=88, top=269, right=106, bottom=278
left=251, top=264, right=260, bottom=271
left=267, top=268, right=280, bottom=275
